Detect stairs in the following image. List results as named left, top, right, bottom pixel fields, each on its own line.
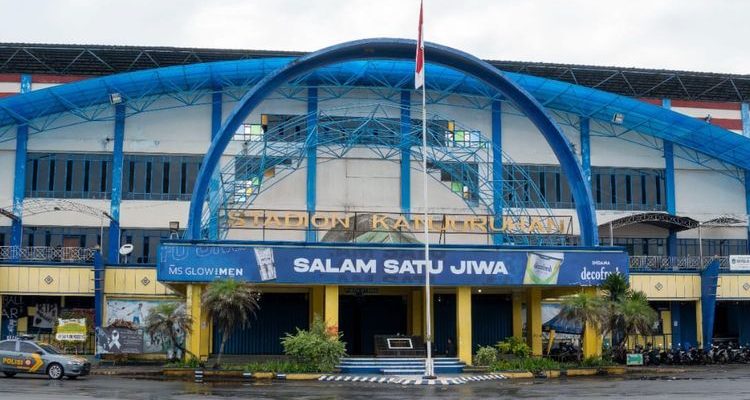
left=337, top=357, right=466, bottom=375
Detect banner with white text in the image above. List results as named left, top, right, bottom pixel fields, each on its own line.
left=157, top=242, right=627, bottom=287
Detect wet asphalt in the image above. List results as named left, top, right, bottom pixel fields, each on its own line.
left=2, top=365, right=750, bottom=399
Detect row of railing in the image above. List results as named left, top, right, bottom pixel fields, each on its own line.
left=0, top=246, right=97, bottom=263
left=0, top=245, right=739, bottom=273
left=628, top=255, right=729, bottom=272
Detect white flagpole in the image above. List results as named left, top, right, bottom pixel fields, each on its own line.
left=422, top=73, right=435, bottom=378
left=417, top=0, right=435, bottom=379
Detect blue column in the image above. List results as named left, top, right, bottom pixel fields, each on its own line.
left=700, top=259, right=720, bottom=348
left=306, top=88, right=318, bottom=242
left=746, top=170, right=750, bottom=253
left=491, top=100, right=503, bottom=245
left=208, top=89, right=222, bottom=240
left=107, top=104, right=125, bottom=264
left=741, top=103, right=749, bottom=138
left=580, top=117, right=591, bottom=184
left=10, top=74, right=32, bottom=252
left=662, top=99, right=677, bottom=257
left=671, top=301, right=682, bottom=349
left=400, top=90, right=411, bottom=213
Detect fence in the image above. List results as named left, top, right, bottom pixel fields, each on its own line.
left=629, top=255, right=728, bottom=272
left=0, top=246, right=96, bottom=263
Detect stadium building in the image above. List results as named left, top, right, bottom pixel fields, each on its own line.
left=0, top=39, right=749, bottom=364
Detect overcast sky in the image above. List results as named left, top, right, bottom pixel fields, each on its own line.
left=0, top=0, right=747, bottom=74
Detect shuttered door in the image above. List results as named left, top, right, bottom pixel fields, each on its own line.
left=472, top=294, right=512, bottom=348
left=339, top=295, right=407, bottom=355
left=433, top=294, right=456, bottom=356
left=214, top=293, right=309, bottom=355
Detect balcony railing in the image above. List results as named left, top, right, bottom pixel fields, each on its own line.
left=629, top=255, right=729, bottom=272
left=0, top=246, right=97, bottom=263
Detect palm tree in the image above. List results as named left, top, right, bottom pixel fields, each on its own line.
left=202, top=279, right=260, bottom=368
left=618, top=291, right=658, bottom=343
left=600, top=273, right=631, bottom=346
left=145, top=302, right=193, bottom=362
left=559, top=291, right=606, bottom=360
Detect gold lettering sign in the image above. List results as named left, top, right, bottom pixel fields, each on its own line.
left=224, top=210, right=570, bottom=235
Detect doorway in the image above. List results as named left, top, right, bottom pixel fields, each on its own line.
left=339, top=295, right=407, bottom=355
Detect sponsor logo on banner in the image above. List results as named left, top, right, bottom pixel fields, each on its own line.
left=730, top=255, right=750, bottom=271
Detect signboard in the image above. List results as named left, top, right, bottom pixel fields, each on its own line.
left=626, top=353, right=644, bottom=366
left=96, top=326, right=144, bottom=354
left=729, top=255, right=750, bottom=271
left=157, top=242, right=628, bottom=286
left=56, top=318, right=87, bottom=342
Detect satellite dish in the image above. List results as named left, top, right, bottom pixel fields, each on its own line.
left=119, top=244, right=134, bottom=256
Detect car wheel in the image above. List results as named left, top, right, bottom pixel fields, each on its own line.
left=3, top=372, right=16, bottom=378
left=47, top=363, right=64, bottom=380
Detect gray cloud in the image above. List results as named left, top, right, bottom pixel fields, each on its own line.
left=0, top=0, right=746, bottom=74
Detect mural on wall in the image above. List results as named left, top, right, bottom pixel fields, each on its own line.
left=96, top=321, right=144, bottom=354
left=1, top=295, right=24, bottom=339
left=33, top=303, right=59, bottom=329
left=105, top=299, right=185, bottom=355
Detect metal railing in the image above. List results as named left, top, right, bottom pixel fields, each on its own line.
left=0, top=246, right=97, bottom=263
left=629, top=255, right=729, bottom=272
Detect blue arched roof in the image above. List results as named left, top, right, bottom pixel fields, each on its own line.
left=0, top=50, right=749, bottom=169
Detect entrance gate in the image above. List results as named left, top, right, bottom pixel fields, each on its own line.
left=339, top=295, right=407, bottom=355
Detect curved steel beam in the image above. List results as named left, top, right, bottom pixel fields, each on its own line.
left=186, top=38, right=599, bottom=246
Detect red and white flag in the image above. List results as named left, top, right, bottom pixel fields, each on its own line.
left=414, top=0, right=425, bottom=89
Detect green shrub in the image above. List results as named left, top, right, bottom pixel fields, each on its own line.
left=577, top=356, right=615, bottom=368
left=281, top=315, right=346, bottom=373
left=165, top=356, right=203, bottom=369
left=496, top=337, right=531, bottom=358
left=243, top=360, right=310, bottom=373
left=474, top=346, right=498, bottom=366
left=489, top=357, right=560, bottom=373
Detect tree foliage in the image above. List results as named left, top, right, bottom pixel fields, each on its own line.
left=202, top=279, right=260, bottom=367
left=145, top=302, right=192, bottom=362
left=281, top=315, right=346, bottom=373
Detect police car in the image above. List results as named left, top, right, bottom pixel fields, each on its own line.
left=0, top=336, right=90, bottom=379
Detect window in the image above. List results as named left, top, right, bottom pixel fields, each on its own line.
left=234, top=123, right=265, bottom=142
left=430, top=161, right=479, bottom=202
left=233, top=156, right=291, bottom=203
left=19, top=342, right=39, bottom=354
left=0, top=341, right=16, bottom=351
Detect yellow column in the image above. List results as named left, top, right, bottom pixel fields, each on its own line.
left=581, top=287, right=603, bottom=359
left=526, top=287, right=542, bottom=356
left=661, top=310, right=672, bottom=349
left=512, top=292, right=523, bottom=338
left=695, top=300, right=704, bottom=348
left=456, top=287, right=473, bottom=365
left=186, top=284, right=210, bottom=361
left=411, top=289, right=423, bottom=336
left=310, top=286, right=325, bottom=325
left=324, top=285, right=339, bottom=329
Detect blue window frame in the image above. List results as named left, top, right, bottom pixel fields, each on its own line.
left=26, top=153, right=203, bottom=201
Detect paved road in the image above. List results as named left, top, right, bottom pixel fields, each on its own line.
left=3, top=366, right=750, bottom=399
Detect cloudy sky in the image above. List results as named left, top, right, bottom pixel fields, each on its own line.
left=0, top=0, right=747, bottom=74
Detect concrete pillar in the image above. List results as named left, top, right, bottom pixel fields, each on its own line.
left=581, top=287, right=603, bottom=359
left=324, top=285, right=339, bottom=329
left=456, top=287, right=472, bottom=365
left=186, top=284, right=210, bottom=361
left=410, top=289, right=423, bottom=336
left=695, top=299, right=704, bottom=348
left=511, top=291, right=523, bottom=338
left=310, top=286, right=324, bottom=325
left=526, top=287, right=543, bottom=356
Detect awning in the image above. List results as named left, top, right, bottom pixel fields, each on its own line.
left=600, top=212, right=699, bottom=232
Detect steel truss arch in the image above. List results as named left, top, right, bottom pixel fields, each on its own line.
left=186, top=38, right=598, bottom=246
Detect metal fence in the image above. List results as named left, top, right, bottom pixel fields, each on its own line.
left=16, top=332, right=96, bottom=355
left=0, top=246, right=96, bottom=263
left=629, top=255, right=728, bottom=272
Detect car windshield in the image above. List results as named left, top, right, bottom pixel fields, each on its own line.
left=38, top=343, right=61, bottom=355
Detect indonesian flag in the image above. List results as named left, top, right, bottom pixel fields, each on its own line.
left=414, top=0, right=425, bottom=89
